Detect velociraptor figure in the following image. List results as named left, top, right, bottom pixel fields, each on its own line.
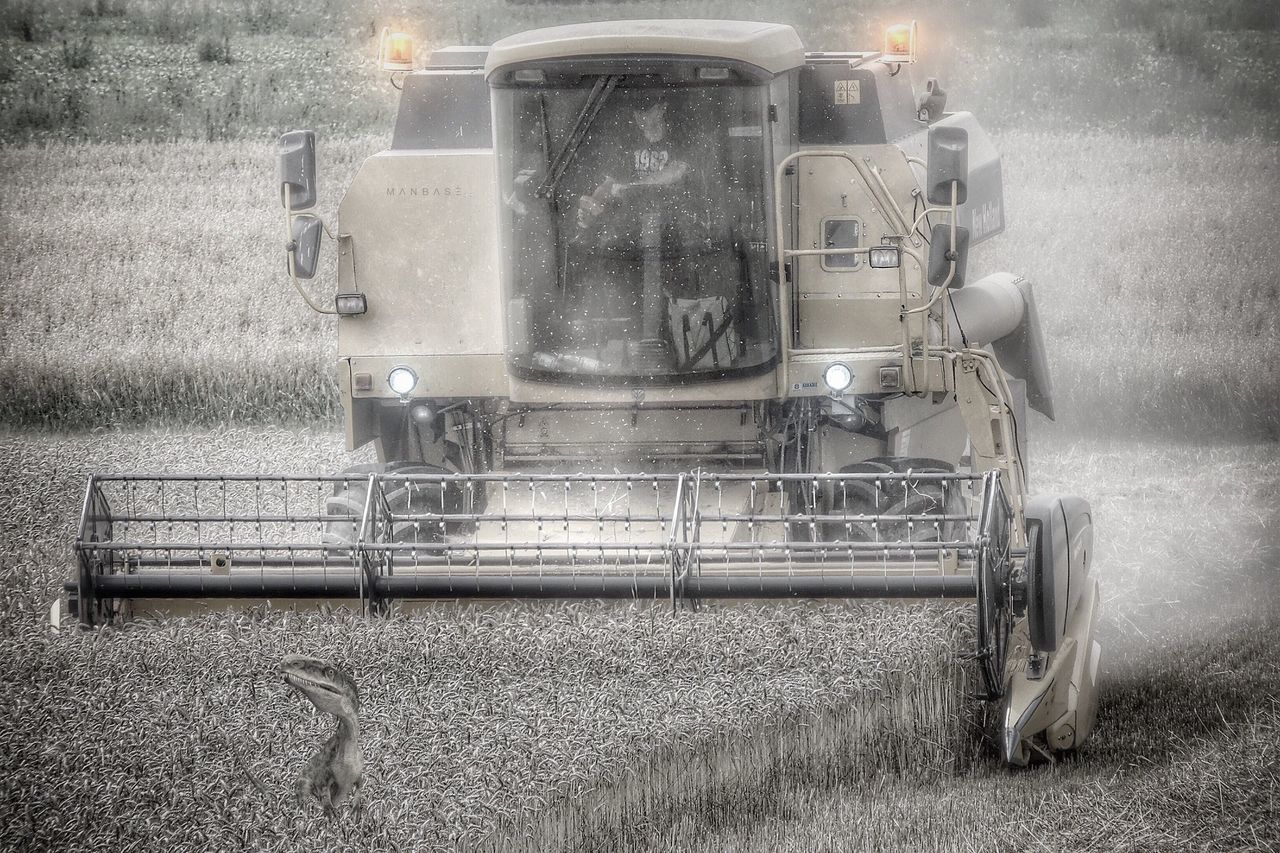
left=280, top=654, right=364, bottom=814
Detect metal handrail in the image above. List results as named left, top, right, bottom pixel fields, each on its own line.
left=772, top=148, right=919, bottom=390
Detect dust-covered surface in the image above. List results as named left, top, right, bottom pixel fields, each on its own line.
left=0, top=428, right=976, bottom=853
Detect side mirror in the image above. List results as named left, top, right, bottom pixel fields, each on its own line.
left=287, top=216, right=323, bottom=279
left=277, top=130, right=317, bottom=210
left=927, top=223, right=970, bottom=288
left=916, top=77, right=947, bottom=123
left=926, top=125, right=968, bottom=206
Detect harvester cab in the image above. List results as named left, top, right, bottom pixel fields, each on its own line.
left=70, top=20, right=1100, bottom=766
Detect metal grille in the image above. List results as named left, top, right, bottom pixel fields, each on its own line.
left=74, top=474, right=376, bottom=612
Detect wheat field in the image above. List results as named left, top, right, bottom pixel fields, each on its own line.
left=0, top=427, right=981, bottom=853
left=2, top=133, right=1277, bottom=437
left=2, top=429, right=1275, bottom=851
left=656, top=438, right=1280, bottom=852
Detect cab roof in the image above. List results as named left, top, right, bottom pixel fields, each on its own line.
left=484, top=20, right=805, bottom=78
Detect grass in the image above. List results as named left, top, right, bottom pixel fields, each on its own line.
left=1, top=132, right=1276, bottom=438
left=0, top=0, right=1276, bottom=143
left=0, top=29, right=391, bottom=142
left=0, top=429, right=1275, bottom=851
left=974, top=133, right=1280, bottom=440
left=0, top=137, right=377, bottom=425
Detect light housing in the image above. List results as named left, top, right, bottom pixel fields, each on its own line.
left=334, top=293, right=367, bottom=315
left=828, top=397, right=866, bottom=432
left=882, top=21, right=918, bottom=64
left=379, top=29, right=415, bottom=73
left=822, top=362, right=854, bottom=394
left=387, top=366, right=418, bottom=397
left=868, top=246, right=901, bottom=269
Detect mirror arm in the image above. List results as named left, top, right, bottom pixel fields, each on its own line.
left=909, top=204, right=949, bottom=235
left=284, top=186, right=337, bottom=315
left=903, top=180, right=959, bottom=316
left=946, top=178, right=957, bottom=283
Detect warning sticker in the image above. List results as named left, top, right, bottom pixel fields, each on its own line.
left=833, top=79, right=861, bottom=105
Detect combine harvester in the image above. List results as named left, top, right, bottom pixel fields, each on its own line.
left=68, top=20, right=1099, bottom=765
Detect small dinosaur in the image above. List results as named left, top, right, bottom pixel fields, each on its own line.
left=280, top=654, right=364, bottom=814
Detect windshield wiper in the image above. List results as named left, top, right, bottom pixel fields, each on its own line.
left=536, top=92, right=568, bottom=294
left=535, top=75, right=619, bottom=199
left=537, top=92, right=554, bottom=204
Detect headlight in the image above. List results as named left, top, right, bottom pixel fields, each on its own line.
left=387, top=366, right=418, bottom=396
left=868, top=246, right=900, bottom=269
left=822, top=362, right=854, bottom=394
left=334, top=293, right=367, bottom=315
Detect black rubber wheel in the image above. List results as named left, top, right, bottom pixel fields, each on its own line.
left=976, top=536, right=1012, bottom=699
left=975, top=484, right=1017, bottom=701
left=823, top=456, right=968, bottom=544
left=324, top=462, right=453, bottom=545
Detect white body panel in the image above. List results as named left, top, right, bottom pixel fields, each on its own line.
left=336, top=150, right=504, bottom=367
left=485, top=20, right=805, bottom=76
left=795, top=145, right=925, bottom=349
left=949, top=273, right=1027, bottom=345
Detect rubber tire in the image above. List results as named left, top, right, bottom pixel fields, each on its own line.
left=324, top=462, right=450, bottom=545
left=824, top=456, right=968, bottom=543
left=975, top=534, right=1010, bottom=699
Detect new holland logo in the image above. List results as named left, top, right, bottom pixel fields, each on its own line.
left=385, top=185, right=466, bottom=198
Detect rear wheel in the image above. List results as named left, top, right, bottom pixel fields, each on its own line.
left=823, top=456, right=968, bottom=543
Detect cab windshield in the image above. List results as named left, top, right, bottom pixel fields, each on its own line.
left=495, top=78, right=776, bottom=383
